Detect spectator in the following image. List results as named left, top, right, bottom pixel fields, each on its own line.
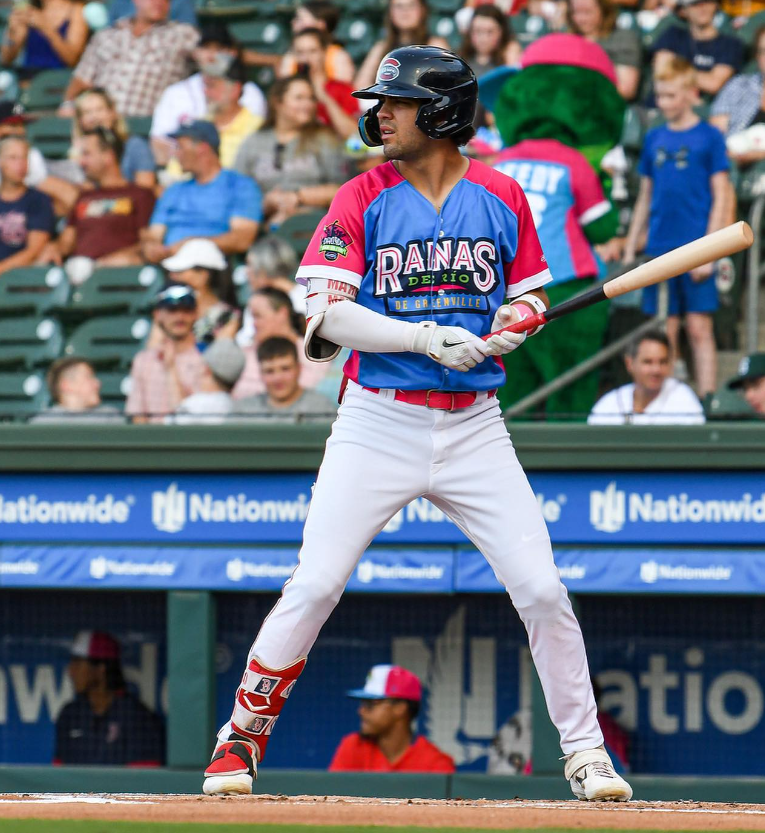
left=568, top=0, right=642, bottom=100
left=161, top=238, right=241, bottom=346
left=109, top=0, right=197, bottom=26
left=43, top=128, right=155, bottom=271
left=292, top=28, right=359, bottom=139
left=1, top=0, right=88, bottom=76
left=167, top=337, right=245, bottom=424
left=623, top=58, right=729, bottom=399
left=727, top=352, right=765, bottom=415
left=234, top=77, right=344, bottom=228
left=150, top=22, right=266, bottom=167
left=460, top=5, right=522, bottom=81
left=588, top=331, right=705, bottom=424
left=142, top=121, right=262, bottom=262
left=0, top=136, right=54, bottom=276
left=54, top=630, right=163, bottom=766
left=126, top=285, right=206, bottom=423
left=30, top=357, right=127, bottom=424
left=329, top=665, right=454, bottom=773
left=236, top=236, right=302, bottom=347
left=233, top=287, right=329, bottom=398
left=72, top=88, right=156, bottom=190
left=710, top=25, right=765, bottom=166
left=652, top=0, right=744, bottom=98
left=355, top=0, right=450, bottom=90
left=61, top=0, right=199, bottom=117
left=279, top=0, right=355, bottom=84
left=234, top=337, right=336, bottom=420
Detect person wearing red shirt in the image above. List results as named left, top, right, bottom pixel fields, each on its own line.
left=329, top=665, right=455, bottom=773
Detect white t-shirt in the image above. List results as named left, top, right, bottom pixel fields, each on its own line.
left=588, top=378, right=706, bottom=425
left=165, top=391, right=233, bottom=425
left=150, top=73, right=266, bottom=138
left=25, top=147, right=48, bottom=188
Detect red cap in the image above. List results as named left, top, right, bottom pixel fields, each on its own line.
left=70, top=630, right=121, bottom=661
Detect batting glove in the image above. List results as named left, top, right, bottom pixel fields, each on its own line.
left=411, top=322, right=489, bottom=372
left=483, top=304, right=527, bottom=356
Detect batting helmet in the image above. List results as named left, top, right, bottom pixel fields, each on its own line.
left=353, top=45, right=477, bottom=148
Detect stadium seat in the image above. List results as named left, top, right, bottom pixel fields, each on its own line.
left=706, top=386, right=757, bottom=420
left=126, top=116, right=153, bottom=139
left=25, top=116, right=72, bottom=160
left=229, top=19, right=290, bottom=54
left=0, top=317, right=63, bottom=370
left=0, top=372, right=49, bottom=421
left=21, top=68, right=73, bottom=111
left=615, top=10, right=638, bottom=30
left=641, top=13, right=681, bottom=49
left=64, top=315, right=151, bottom=369
left=737, top=9, right=765, bottom=47
left=98, top=370, right=133, bottom=408
left=0, top=266, right=70, bottom=317
left=0, top=69, right=19, bottom=102
left=335, top=17, right=378, bottom=63
left=196, top=0, right=263, bottom=19
left=248, top=64, right=276, bottom=92
left=344, top=0, right=387, bottom=17
left=429, top=14, right=461, bottom=48
left=63, top=265, right=163, bottom=318
left=510, top=12, right=551, bottom=47
left=620, top=105, right=645, bottom=153
left=275, top=209, right=325, bottom=259
left=232, top=263, right=251, bottom=308
left=429, top=0, right=463, bottom=13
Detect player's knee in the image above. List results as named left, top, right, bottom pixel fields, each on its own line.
left=293, top=570, right=346, bottom=612
left=512, top=573, right=566, bottom=621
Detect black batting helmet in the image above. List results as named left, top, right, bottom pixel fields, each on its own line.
left=353, top=45, right=477, bottom=148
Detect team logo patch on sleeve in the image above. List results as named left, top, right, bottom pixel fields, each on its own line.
left=319, top=220, right=353, bottom=262
left=378, top=57, right=400, bottom=82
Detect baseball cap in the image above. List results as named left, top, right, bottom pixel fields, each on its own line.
left=203, top=337, right=246, bottom=386
left=346, top=664, right=422, bottom=702
left=170, top=120, right=220, bottom=153
left=153, top=284, right=198, bottom=310
left=162, top=239, right=227, bottom=273
left=0, top=101, right=27, bottom=126
left=70, top=630, right=121, bottom=661
left=728, top=352, right=765, bottom=389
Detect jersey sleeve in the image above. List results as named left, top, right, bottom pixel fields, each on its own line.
left=295, top=180, right=367, bottom=288
left=569, top=151, right=611, bottom=227
left=502, top=176, right=553, bottom=297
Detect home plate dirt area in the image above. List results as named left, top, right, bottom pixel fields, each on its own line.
left=2, top=794, right=765, bottom=830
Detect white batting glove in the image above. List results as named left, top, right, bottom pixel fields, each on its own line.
left=411, top=321, right=489, bottom=372
left=483, top=304, right=527, bottom=356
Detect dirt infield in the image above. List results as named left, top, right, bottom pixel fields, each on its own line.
left=2, top=794, right=765, bottom=830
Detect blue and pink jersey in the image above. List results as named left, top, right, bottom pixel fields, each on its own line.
left=493, top=139, right=611, bottom=285
left=296, top=158, right=552, bottom=392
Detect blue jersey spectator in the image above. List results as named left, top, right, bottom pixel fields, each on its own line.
left=143, top=121, right=262, bottom=262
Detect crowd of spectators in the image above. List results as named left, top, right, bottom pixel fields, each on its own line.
left=0, top=0, right=762, bottom=423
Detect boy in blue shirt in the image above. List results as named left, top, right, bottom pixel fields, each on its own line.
left=624, top=57, right=729, bottom=399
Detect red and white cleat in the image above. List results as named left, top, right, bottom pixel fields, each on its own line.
left=203, top=740, right=256, bottom=796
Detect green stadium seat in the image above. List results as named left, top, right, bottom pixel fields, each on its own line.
left=0, top=372, right=49, bottom=421
left=0, top=317, right=63, bottom=370
left=232, top=263, right=252, bottom=308
left=126, top=116, right=153, bottom=139
left=736, top=8, right=765, bottom=46
left=429, top=14, right=461, bottom=49
left=25, top=116, right=72, bottom=160
left=345, top=0, right=386, bottom=17
left=642, top=13, right=682, bottom=49
left=620, top=105, right=645, bottom=152
left=98, top=370, right=132, bottom=408
left=706, top=386, right=757, bottom=420
left=429, top=0, right=463, bottom=13
left=274, top=209, right=325, bottom=259
left=732, top=159, right=765, bottom=204
left=230, top=19, right=290, bottom=53
left=0, top=266, right=69, bottom=316
left=64, top=265, right=164, bottom=318
left=248, top=64, right=276, bottom=92
left=615, top=10, right=638, bottom=30
left=335, top=17, right=377, bottom=63
left=510, top=12, right=551, bottom=47
left=21, top=68, right=73, bottom=111
left=196, top=0, right=263, bottom=19
left=64, top=315, right=151, bottom=369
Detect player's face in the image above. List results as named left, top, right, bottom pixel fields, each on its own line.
left=260, top=354, right=301, bottom=402
left=377, top=96, right=429, bottom=161
left=357, top=699, right=400, bottom=738
left=67, top=658, right=98, bottom=694
left=742, top=376, right=765, bottom=415
left=570, top=0, right=601, bottom=36
left=654, top=77, right=696, bottom=123
left=625, top=339, right=670, bottom=394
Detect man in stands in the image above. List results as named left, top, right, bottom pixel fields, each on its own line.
left=588, top=331, right=705, bottom=425
left=43, top=128, right=155, bottom=270
left=0, top=136, right=54, bottom=277
left=31, top=357, right=125, bottom=424
left=329, top=665, right=455, bottom=773
left=61, top=0, right=199, bottom=117
left=233, top=337, right=336, bottom=421
left=126, top=285, right=206, bottom=423
left=141, top=121, right=261, bottom=263
left=727, top=352, right=765, bottom=415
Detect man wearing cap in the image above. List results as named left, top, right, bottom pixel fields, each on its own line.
left=126, top=285, right=206, bottom=423
left=141, top=120, right=262, bottom=264
left=727, top=352, right=765, bottom=415
left=54, top=631, right=163, bottom=766
left=329, top=665, right=455, bottom=773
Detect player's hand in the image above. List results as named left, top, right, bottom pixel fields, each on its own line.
left=411, top=322, right=489, bottom=372
left=483, top=304, right=527, bottom=356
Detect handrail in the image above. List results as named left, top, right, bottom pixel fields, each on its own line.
left=746, top=194, right=765, bottom=355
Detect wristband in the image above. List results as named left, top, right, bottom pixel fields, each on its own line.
left=510, top=292, right=547, bottom=336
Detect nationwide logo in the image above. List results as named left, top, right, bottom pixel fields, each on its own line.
left=151, top=483, right=311, bottom=534
left=89, top=556, right=176, bottom=579
left=558, top=565, right=586, bottom=580
left=0, top=494, right=132, bottom=524
left=640, top=560, right=733, bottom=584
left=590, top=482, right=765, bottom=534
left=356, top=560, right=445, bottom=584
left=226, top=558, right=296, bottom=582
left=0, top=559, right=39, bottom=575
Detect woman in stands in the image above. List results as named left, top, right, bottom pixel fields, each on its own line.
left=72, top=88, right=156, bottom=189
left=568, top=0, right=642, bottom=100
left=460, top=4, right=521, bottom=78
left=1, top=0, right=87, bottom=77
left=233, top=75, right=345, bottom=229
left=354, top=0, right=450, bottom=89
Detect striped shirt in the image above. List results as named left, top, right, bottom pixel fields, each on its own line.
left=711, top=72, right=764, bottom=135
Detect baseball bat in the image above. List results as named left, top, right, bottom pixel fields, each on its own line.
left=484, top=221, right=754, bottom=340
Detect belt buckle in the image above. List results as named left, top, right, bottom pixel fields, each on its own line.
left=425, top=390, right=455, bottom=411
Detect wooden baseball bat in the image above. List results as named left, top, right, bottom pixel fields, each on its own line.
left=483, top=221, right=754, bottom=340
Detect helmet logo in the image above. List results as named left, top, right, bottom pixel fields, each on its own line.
left=378, top=57, right=400, bottom=82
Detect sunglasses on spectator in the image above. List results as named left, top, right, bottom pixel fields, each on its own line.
left=154, top=285, right=198, bottom=310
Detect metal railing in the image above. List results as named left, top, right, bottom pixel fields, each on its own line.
left=746, top=194, right=765, bottom=355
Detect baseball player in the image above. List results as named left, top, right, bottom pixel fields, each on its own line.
left=203, top=46, right=632, bottom=803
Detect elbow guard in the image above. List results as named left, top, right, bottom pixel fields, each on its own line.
left=304, top=276, right=358, bottom=362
